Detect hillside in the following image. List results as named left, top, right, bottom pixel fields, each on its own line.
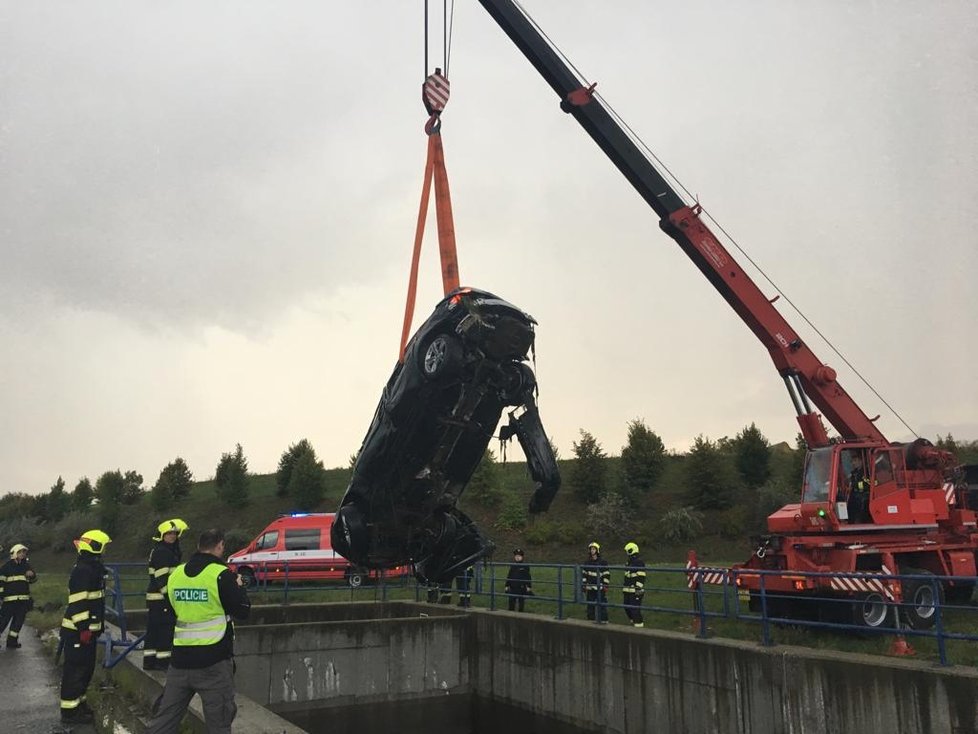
left=20, top=450, right=806, bottom=580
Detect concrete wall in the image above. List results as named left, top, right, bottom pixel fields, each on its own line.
left=145, top=602, right=978, bottom=733
left=233, top=602, right=470, bottom=718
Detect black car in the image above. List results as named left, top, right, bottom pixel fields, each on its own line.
left=331, top=287, right=560, bottom=583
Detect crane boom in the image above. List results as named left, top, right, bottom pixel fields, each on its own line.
left=476, top=0, right=886, bottom=447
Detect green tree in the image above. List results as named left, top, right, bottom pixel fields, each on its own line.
left=120, top=470, right=145, bottom=505
left=71, top=477, right=94, bottom=512
left=151, top=458, right=194, bottom=511
left=585, top=491, right=634, bottom=538
left=570, top=429, right=608, bottom=504
left=790, top=432, right=808, bottom=484
left=685, top=435, right=738, bottom=510
left=466, top=448, right=502, bottom=508
left=46, top=476, right=71, bottom=522
left=732, top=422, right=771, bottom=488
left=289, top=448, right=327, bottom=511
left=215, top=444, right=249, bottom=507
left=95, top=470, right=126, bottom=534
left=276, top=439, right=315, bottom=497
left=620, top=419, right=666, bottom=496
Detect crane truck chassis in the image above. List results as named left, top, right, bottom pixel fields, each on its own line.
left=475, top=0, right=978, bottom=629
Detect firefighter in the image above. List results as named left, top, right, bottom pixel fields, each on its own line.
left=144, top=518, right=189, bottom=671
left=505, top=548, right=532, bottom=612
left=59, top=529, right=111, bottom=725
left=623, top=542, right=647, bottom=628
left=0, top=543, right=38, bottom=648
left=455, top=564, right=474, bottom=608
left=582, top=541, right=610, bottom=623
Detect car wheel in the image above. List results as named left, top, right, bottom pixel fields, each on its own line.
left=420, top=333, right=462, bottom=380
left=902, top=568, right=943, bottom=630
left=851, top=591, right=889, bottom=629
left=239, top=567, right=256, bottom=588
left=334, top=504, right=368, bottom=560
left=346, top=568, right=365, bottom=588
left=499, top=361, right=536, bottom=403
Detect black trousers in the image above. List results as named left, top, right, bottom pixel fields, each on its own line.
left=508, top=593, right=527, bottom=612
left=624, top=591, right=644, bottom=625
left=60, top=635, right=98, bottom=712
left=144, top=600, right=175, bottom=667
left=0, top=600, right=29, bottom=643
left=585, top=589, right=608, bottom=621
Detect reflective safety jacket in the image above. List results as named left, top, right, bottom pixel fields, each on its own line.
left=170, top=563, right=228, bottom=647
left=850, top=469, right=870, bottom=493
left=623, top=555, right=647, bottom=595
left=61, top=553, right=106, bottom=635
left=167, top=552, right=250, bottom=669
left=0, top=558, right=37, bottom=602
left=146, top=540, right=181, bottom=605
left=582, top=556, right=610, bottom=591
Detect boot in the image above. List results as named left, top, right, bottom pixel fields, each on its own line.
left=6, top=637, right=21, bottom=649
left=61, top=707, right=95, bottom=724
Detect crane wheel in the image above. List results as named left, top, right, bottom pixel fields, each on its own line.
left=901, top=567, right=943, bottom=630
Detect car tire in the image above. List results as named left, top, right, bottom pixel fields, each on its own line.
left=346, top=568, right=365, bottom=588
left=499, top=361, right=536, bottom=404
left=420, top=333, right=463, bottom=380
left=335, top=504, right=368, bottom=560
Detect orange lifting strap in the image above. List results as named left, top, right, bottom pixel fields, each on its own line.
left=399, top=69, right=460, bottom=362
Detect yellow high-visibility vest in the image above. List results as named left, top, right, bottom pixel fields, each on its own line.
left=168, top=563, right=229, bottom=647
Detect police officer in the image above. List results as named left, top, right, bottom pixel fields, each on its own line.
left=146, top=528, right=251, bottom=734
left=455, top=564, right=475, bottom=608
left=505, top=548, right=532, bottom=612
left=582, top=541, right=610, bottom=623
left=0, top=543, right=37, bottom=648
left=623, top=542, right=647, bottom=628
left=59, top=529, right=111, bottom=725
left=144, top=518, right=189, bottom=670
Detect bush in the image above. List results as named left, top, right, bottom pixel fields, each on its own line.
left=714, top=505, right=750, bottom=540
left=0, top=516, right=48, bottom=552
left=49, top=511, right=98, bottom=553
left=657, top=507, right=703, bottom=544
left=585, top=491, right=634, bottom=538
left=494, top=494, right=528, bottom=531
left=223, top=528, right=252, bottom=556
left=523, top=519, right=565, bottom=545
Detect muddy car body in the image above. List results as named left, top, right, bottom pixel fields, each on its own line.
left=332, top=287, right=560, bottom=582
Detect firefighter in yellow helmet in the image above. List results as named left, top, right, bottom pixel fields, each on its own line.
left=59, top=529, right=111, bottom=725
left=144, top=518, right=189, bottom=671
left=623, top=542, right=647, bottom=628
left=0, top=543, right=38, bottom=648
left=581, top=541, right=610, bottom=623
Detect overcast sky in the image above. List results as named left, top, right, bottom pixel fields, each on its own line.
left=2, top=1, right=976, bottom=497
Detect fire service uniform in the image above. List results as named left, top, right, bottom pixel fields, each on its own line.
left=582, top=541, right=610, bottom=623
left=144, top=518, right=188, bottom=670
left=59, top=529, right=111, bottom=725
left=623, top=542, right=647, bottom=627
left=0, top=543, right=37, bottom=648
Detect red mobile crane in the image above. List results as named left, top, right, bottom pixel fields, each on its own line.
left=476, top=0, right=978, bottom=628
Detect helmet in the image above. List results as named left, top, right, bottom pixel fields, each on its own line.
left=513, top=548, right=525, bottom=556
left=588, top=541, right=600, bottom=552
left=75, top=529, right=112, bottom=555
left=153, top=518, right=189, bottom=542
left=9, top=543, right=28, bottom=558
left=625, top=542, right=640, bottom=556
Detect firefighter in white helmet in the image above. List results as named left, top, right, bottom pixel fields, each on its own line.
left=0, top=543, right=38, bottom=648
left=581, top=541, right=610, bottom=623
left=144, top=518, right=189, bottom=670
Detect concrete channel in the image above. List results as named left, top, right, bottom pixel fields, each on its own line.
left=115, top=601, right=978, bottom=733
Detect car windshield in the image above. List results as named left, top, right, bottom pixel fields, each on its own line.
left=801, top=448, right=833, bottom=503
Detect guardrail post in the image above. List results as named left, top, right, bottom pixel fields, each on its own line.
left=759, top=573, right=774, bottom=647
left=489, top=563, right=497, bottom=611
left=695, top=574, right=709, bottom=639
left=556, top=566, right=564, bottom=620
left=933, top=575, right=948, bottom=665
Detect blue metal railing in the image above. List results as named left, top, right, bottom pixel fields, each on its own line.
left=101, top=561, right=978, bottom=667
